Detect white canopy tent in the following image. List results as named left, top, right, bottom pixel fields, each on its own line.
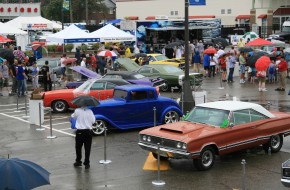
left=6, top=16, right=62, bottom=30
left=88, top=24, right=135, bottom=42
left=0, top=22, right=28, bottom=51
left=46, top=24, right=99, bottom=44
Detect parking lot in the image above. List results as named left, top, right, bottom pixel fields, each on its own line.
left=0, top=76, right=290, bottom=189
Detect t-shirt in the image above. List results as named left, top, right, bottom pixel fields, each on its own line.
left=16, top=65, right=24, bottom=80
left=203, top=54, right=210, bottom=67
left=0, top=64, right=9, bottom=78
left=71, top=108, right=95, bottom=130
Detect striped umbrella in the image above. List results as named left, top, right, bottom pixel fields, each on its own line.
left=242, top=32, right=259, bottom=42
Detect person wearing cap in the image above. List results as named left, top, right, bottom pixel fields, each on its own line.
left=0, top=59, right=10, bottom=96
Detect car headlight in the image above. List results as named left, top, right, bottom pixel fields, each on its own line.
left=177, top=142, right=182, bottom=149
left=182, top=143, right=187, bottom=150
left=147, top=136, right=151, bottom=142
left=142, top=135, right=147, bottom=141
left=283, top=168, right=290, bottom=177
left=177, top=142, right=187, bottom=149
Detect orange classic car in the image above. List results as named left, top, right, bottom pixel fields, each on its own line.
left=139, top=101, right=290, bottom=171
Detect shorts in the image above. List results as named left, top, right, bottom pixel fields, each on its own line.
left=61, top=67, right=66, bottom=76
left=240, top=64, right=246, bottom=74
left=0, top=78, right=8, bottom=87
left=221, top=67, right=226, bottom=72
left=251, top=71, right=256, bottom=77
left=204, top=66, right=209, bottom=70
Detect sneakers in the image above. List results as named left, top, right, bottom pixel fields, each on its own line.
left=84, top=164, right=90, bottom=169
left=240, top=79, right=245, bottom=84
left=262, top=88, right=267, bottom=92
left=258, top=88, right=262, bottom=92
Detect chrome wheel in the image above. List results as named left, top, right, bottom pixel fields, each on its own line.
left=270, top=134, right=283, bottom=153
left=201, top=150, right=214, bottom=167
left=52, top=100, right=68, bottom=113
left=161, top=81, right=169, bottom=92
left=164, top=111, right=179, bottom=123
left=92, top=120, right=106, bottom=135
left=193, top=147, right=215, bottom=171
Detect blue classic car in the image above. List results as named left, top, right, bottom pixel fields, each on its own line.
left=88, top=85, right=182, bottom=135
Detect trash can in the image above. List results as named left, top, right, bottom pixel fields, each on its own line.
left=29, top=100, right=44, bottom=125
left=192, top=91, right=207, bottom=105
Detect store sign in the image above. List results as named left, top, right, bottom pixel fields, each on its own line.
left=22, top=23, right=53, bottom=30
left=189, top=0, right=206, bottom=5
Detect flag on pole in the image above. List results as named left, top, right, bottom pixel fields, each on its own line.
left=63, top=0, right=70, bottom=11
left=189, top=0, right=206, bottom=6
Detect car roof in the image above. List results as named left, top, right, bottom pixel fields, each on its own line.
left=106, top=71, right=137, bottom=76
left=197, top=101, right=275, bottom=118
left=147, top=53, right=162, bottom=56
left=115, top=84, right=156, bottom=91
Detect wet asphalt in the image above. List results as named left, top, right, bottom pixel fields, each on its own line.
left=0, top=68, right=290, bottom=190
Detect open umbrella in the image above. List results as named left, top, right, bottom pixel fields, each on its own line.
left=242, top=31, right=259, bottom=41
left=255, top=56, right=271, bottom=71
left=0, top=48, right=14, bottom=65
left=0, top=157, right=50, bottom=190
left=31, top=44, right=48, bottom=57
left=71, top=95, right=100, bottom=107
left=213, top=38, right=229, bottom=48
left=245, top=38, right=273, bottom=46
left=284, top=48, right=290, bottom=53
left=239, top=47, right=253, bottom=53
left=0, top=35, right=12, bottom=43
left=204, top=48, right=217, bottom=55
left=247, top=51, right=269, bottom=67
left=98, top=50, right=117, bottom=57
left=63, top=58, right=77, bottom=65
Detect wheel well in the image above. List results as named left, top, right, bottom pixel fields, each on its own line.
left=52, top=99, right=69, bottom=107
left=203, top=144, right=219, bottom=155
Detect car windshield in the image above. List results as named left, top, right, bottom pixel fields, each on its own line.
left=132, top=74, right=145, bottom=79
left=185, top=107, right=230, bottom=127
left=73, top=78, right=97, bottom=97
left=155, top=55, right=170, bottom=61
left=113, top=89, right=127, bottom=99
left=159, top=65, right=183, bottom=73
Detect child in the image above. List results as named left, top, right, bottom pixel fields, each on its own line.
left=268, top=61, right=275, bottom=83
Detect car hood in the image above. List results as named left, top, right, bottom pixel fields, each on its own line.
left=128, top=77, right=162, bottom=86
left=141, top=121, right=220, bottom=142
left=42, top=89, right=74, bottom=96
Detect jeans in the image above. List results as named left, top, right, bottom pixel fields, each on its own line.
left=228, top=68, right=234, bottom=82
left=11, top=77, right=17, bottom=93
left=17, top=79, right=25, bottom=96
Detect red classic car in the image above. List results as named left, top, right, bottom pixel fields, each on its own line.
left=139, top=101, right=290, bottom=171
left=43, top=79, right=122, bottom=113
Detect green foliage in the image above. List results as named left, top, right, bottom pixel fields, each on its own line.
left=77, top=44, right=88, bottom=51
left=56, top=45, right=63, bottom=52
left=65, top=44, right=74, bottom=52
left=25, top=50, right=34, bottom=57
left=47, top=45, right=57, bottom=52
left=92, top=43, right=99, bottom=50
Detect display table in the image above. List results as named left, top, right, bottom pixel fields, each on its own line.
left=29, top=100, right=44, bottom=125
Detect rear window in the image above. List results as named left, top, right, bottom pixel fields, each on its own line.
left=113, top=89, right=127, bottom=99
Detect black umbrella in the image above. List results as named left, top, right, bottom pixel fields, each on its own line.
left=0, top=157, right=50, bottom=190
left=135, top=53, right=147, bottom=59
left=239, top=47, right=254, bottom=53
left=213, top=38, right=229, bottom=48
left=71, top=96, right=100, bottom=107
left=247, top=51, right=270, bottom=67
left=0, top=48, right=14, bottom=65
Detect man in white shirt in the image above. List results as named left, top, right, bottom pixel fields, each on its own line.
left=60, top=54, right=67, bottom=81
left=71, top=107, right=95, bottom=169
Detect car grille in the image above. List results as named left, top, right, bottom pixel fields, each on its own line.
left=152, top=80, right=165, bottom=87
left=149, top=136, right=178, bottom=148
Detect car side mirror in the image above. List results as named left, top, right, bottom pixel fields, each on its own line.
left=229, top=123, right=234, bottom=128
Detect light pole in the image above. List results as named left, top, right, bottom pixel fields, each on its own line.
left=85, top=0, right=88, bottom=25
left=181, top=0, right=195, bottom=113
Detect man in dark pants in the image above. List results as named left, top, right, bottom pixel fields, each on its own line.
left=42, top=60, right=52, bottom=91
left=71, top=107, right=95, bottom=169
left=9, top=59, right=18, bottom=95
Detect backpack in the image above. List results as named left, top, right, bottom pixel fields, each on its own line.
left=269, top=66, right=275, bottom=74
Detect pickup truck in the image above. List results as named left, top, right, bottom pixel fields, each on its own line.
left=79, top=85, right=183, bottom=135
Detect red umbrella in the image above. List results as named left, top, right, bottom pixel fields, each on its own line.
left=0, top=35, right=12, bottom=43
left=203, top=48, right=217, bottom=55
left=255, top=56, right=271, bottom=71
left=63, top=58, right=77, bottom=65
left=245, top=38, right=273, bottom=46
left=97, top=50, right=117, bottom=57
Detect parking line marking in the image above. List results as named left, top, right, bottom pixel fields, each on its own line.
left=0, top=113, right=75, bottom=137
left=44, top=117, right=69, bottom=121
left=142, top=152, right=170, bottom=171
left=44, top=122, right=70, bottom=126
left=0, top=107, right=26, bottom=112
left=0, top=103, right=25, bottom=107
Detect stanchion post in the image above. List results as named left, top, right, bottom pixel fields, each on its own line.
left=218, top=70, right=224, bottom=89
left=241, top=159, right=246, bottom=190
left=47, top=108, right=56, bottom=139
left=153, top=107, right=156, bottom=127
left=181, top=92, right=184, bottom=113
left=14, top=95, right=21, bottom=113
left=22, top=94, right=29, bottom=118
left=171, top=87, right=174, bottom=99
left=36, top=102, right=45, bottom=131
left=152, top=143, right=166, bottom=186
left=99, top=127, right=111, bottom=164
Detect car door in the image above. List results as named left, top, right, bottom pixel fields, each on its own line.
left=137, top=67, right=153, bottom=77
left=219, top=109, right=259, bottom=154
left=88, top=82, right=114, bottom=100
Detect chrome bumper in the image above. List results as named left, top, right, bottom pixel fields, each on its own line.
left=138, top=142, right=192, bottom=159
left=281, top=178, right=290, bottom=188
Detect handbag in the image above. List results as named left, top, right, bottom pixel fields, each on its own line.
left=70, top=117, right=76, bottom=129
left=257, top=71, right=266, bottom=78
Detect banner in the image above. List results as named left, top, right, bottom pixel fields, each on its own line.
left=189, top=0, right=206, bottom=6
left=63, top=0, right=70, bottom=11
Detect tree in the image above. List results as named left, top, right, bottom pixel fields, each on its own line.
left=42, top=0, right=108, bottom=23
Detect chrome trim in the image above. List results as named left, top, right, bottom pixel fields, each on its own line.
left=281, top=178, right=290, bottom=188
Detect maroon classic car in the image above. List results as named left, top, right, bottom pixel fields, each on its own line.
left=139, top=101, right=290, bottom=171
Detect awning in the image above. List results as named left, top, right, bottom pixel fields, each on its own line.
left=188, top=15, right=215, bottom=19
left=145, top=16, right=156, bottom=20
left=127, top=16, right=139, bottom=20
left=236, top=15, right=250, bottom=20
left=258, top=14, right=267, bottom=19
left=274, top=8, right=290, bottom=15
